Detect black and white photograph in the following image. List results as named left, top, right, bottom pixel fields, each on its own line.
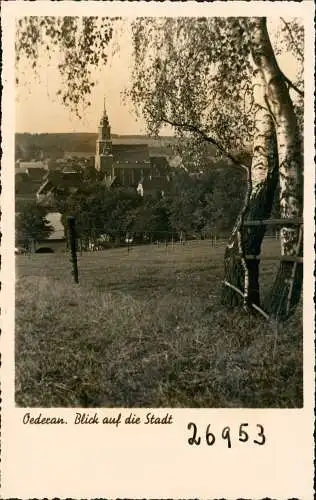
left=1, top=1, right=315, bottom=498
left=13, top=14, right=306, bottom=408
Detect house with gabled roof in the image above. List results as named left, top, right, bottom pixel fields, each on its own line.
left=36, top=171, right=83, bottom=205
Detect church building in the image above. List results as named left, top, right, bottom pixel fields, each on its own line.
left=95, top=101, right=152, bottom=188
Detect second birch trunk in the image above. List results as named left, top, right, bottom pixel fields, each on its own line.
left=249, top=17, right=303, bottom=320
left=222, top=68, right=278, bottom=309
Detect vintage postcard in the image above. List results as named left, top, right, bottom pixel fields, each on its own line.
left=1, top=0, right=315, bottom=498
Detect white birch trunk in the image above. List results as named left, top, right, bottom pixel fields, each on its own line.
left=243, top=68, right=278, bottom=306
left=249, top=17, right=303, bottom=254
left=222, top=66, right=278, bottom=309
left=251, top=69, right=275, bottom=195
left=248, top=18, right=303, bottom=318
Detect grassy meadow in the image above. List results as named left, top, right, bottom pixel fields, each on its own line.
left=15, top=239, right=303, bottom=407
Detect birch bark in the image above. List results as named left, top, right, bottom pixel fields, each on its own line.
left=249, top=17, right=303, bottom=319
left=222, top=67, right=278, bottom=309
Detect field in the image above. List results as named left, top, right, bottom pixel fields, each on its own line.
left=15, top=239, right=303, bottom=407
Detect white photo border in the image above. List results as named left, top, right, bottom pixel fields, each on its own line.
left=1, top=1, right=315, bottom=498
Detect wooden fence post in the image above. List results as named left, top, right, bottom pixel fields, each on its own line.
left=67, top=216, right=79, bottom=284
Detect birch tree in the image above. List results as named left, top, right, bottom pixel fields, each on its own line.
left=246, top=18, right=303, bottom=318
left=129, top=16, right=304, bottom=320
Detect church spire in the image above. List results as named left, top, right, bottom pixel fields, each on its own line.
left=98, top=96, right=111, bottom=141
left=95, top=96, right=113, bottom=172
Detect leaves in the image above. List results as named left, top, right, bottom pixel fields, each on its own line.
left=129, top=17, right=254, bottom=155
left=129, top=17, right=303, bottom=165
left=16, top=16, right=117, bottom=117
left=16, top=203, right=54, bottom=244
left=57, top=161, right=244, bottom=242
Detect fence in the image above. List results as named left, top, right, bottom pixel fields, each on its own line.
left=66, top=216, right=300, bottom=280
left=67, top=216, right=303, bottom=325
left=66, top=218, right=232, bottom=282
left=223, top=217, right=303, bottom=323
left=68, top=227, right=224, bottom=253
left=64, top=216, right=303, bottom=360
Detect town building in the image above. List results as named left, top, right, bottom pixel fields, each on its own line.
left=17, top=160, right=49, bottom=171
left=16, top=167, right=48, bottom=204
left=36, top=171, right=82, bottom=205
left=95, top=102, right=154, bottom=188
left=16, top=103, right=173, bottom=207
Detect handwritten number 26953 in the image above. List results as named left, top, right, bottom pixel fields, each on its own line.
left=187, top=422, right=266, bottom=447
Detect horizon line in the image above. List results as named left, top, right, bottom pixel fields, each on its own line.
left=15, top=131, right=176, bottom=137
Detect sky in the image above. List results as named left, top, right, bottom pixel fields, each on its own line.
left=15, top=21, right=144, bottom=135
left=15, top=18, right=301, bottom=135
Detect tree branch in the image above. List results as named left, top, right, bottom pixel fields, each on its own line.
left=280, top=17, right=304, bottom=62
left=158, top=113, right=249, bottom=173
left=280, top=70, right=304, bottom=98
left=279, top=19, right=304, bottom=96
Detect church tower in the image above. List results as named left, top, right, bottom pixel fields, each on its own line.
left=95, top=98, right=114, bottom=175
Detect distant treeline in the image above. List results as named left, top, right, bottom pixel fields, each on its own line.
left=15, top=133, right=219, bottom=162
left=15, top=133, right=181, bottom=160
left=15, top=133, right=98, bottom=159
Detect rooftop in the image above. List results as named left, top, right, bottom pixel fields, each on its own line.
left=112, top=144, right=150, bottom=163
